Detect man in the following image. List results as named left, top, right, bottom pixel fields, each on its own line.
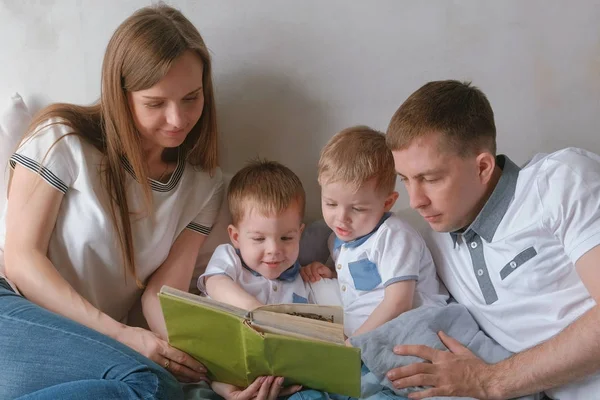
left=385, top=80, right=600, bottom=399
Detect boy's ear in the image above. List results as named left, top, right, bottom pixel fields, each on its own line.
left=228, top=224, right=240, bottom=248
left=299, top=222, right=305, bottom=234
left=384, top=191, right=399, bottom=212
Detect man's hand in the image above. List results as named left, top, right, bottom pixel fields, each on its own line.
left=212, top=376, right=302, bottom=400
left=387, top=331, right=500, bottom=399
left=300, top=262, right=334, bottom=283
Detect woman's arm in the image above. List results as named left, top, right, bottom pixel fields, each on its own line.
left=5, top=165, right=206, bottom=383
left=142, top=228, right=207, bottom=339
left=4, top=165, right=126, bottom=338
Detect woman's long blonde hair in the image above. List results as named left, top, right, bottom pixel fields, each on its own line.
left=21, top=4, right=218, bottom=287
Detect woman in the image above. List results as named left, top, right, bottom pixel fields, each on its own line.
left=0, top=5, right=295, bottom=400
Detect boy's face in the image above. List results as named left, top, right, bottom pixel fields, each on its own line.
left=321, top=178, right=398, bottom=242
left=228, top=202, right=304, bottom=280
left=392, top=132, right=489, bottom=232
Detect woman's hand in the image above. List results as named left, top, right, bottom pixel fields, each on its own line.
left=116, top=325, right=208, bottom=383
left=212, top=376, right=302, bottom=400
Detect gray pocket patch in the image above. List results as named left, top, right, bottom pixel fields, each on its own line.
left=500, top=247, right=537, bottom=280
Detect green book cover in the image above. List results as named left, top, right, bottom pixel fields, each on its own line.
left=159, top=286, right=362, bottom=397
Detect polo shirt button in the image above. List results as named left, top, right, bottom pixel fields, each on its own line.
left=477, top=269, right=484, bottom=276
left=273, top=286, right=278, bottom=292
left=341, top=285, right=346, bottom=292
left=510, top=261, right=517, bottom=269
left=337, top=264, right=342, bottom=270
left=470, top=242, right=478, bottom=249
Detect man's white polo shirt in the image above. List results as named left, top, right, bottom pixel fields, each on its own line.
left=198, top=244, right=314, bottom=305
left=424, top=148, right=600, bottom=355
left=331, top=213, right=448, bottom=337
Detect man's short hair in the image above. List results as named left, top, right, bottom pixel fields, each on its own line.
left=386, top=80, right=497, bottom=156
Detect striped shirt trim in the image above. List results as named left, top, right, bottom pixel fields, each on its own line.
left=384, top=275, right=419, bottom=287
left=121, top=152, right=185, bottom=192
left=186, top=222, right=212, bottom=236
left=9, top=154, right=69, bottom=194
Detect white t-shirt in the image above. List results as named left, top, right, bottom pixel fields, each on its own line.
left=330, top=213, right=448, bottom=336
left=0, top=120, right=223, bottom=323
left=198, top=243, right=315, bottom=305
left=423, top=150, right=600, bottom=399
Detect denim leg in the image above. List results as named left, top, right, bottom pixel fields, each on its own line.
left=287, top=389, right=335, bottom=400
left=0, top=282, right=183, bottom=400
left=182, top=382, right=224, bottom=400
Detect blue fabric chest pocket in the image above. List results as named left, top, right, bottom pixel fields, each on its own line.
left=292, top=293, right=308, bottom=303
left=348, top=259, right=382, bottom=291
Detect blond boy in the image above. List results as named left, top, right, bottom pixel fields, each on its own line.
left=198, top=159, right=313, bottom=310
left=301, top=126, right=447, bottom=338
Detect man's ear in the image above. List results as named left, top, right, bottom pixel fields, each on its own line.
left=475, top=152, right=496, bottom=185
left=384, top=191, right=400, bottom=212
left=228, top=224, right=240, bottom=248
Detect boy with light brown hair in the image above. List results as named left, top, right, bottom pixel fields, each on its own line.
left=301, top=126, right=447, bottom=338
left=198, top=159, right=313, bottom=311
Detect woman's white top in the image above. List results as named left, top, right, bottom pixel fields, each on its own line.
left=0, top=120, right=223, bottom=322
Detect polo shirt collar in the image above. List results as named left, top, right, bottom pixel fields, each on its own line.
left=334, top=212, right=392, bottom=251
left=235, top=249, right=301, bottom=282
left=450, top=155, right=520, bottom=245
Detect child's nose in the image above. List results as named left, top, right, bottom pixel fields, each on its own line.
left=266, top=240, right=282, bottom=254
left=338, top=209, right=351, bottom=223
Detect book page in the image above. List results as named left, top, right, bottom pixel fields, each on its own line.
left=254, top=304, right=343, bottom=324
left=250, top=310, right=345, bottom=344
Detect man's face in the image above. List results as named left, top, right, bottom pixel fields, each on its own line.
left=392, top=133, right=487, bottom=232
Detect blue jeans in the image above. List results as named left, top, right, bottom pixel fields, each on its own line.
left=288, top=364, right=409, bottom=400
left=0, top=278, right=183, bottom=399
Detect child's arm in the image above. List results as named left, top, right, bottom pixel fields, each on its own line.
left=350, top=280, right=415, bottom=337
left=204, top=274, right=264, bottom=311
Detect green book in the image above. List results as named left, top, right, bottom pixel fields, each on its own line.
left=159, top=286, right=362, bottom=397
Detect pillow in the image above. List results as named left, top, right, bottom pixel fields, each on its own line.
left=0, top=93, right=32, bottom=213
left=298, top=219, right=332, bottom=266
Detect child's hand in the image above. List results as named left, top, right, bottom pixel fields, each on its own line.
left=345, top=337, right=353, bottom=347
left=300, top=262, right=334, bottom=282
left=212, top=376, right=302, bottom=400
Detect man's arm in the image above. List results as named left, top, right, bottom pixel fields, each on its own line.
left=387, top=245, right=600, bottom=399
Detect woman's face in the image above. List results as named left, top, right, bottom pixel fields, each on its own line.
left=127, top=50, right=205, bottom=153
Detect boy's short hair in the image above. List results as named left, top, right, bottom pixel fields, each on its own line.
left=228, top=159, right=306, bottom=225
left=386, top=80, right=497, bottom=157
left=318, top=126, right=396, bottom=193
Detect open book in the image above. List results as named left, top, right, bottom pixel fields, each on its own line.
left=159, top=286, right=361, bottom=397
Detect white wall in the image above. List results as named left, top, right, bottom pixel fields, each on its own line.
left=1, top=0, right=599, bottom=221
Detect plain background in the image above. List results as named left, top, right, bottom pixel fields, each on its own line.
left=1, top=0, right=599, bottom=220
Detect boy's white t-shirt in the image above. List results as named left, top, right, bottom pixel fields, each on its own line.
left=0, top=120, right=223, bottom=322
left=198, top=243, right=314, bottom=305
left=331, top=213, right=448, bottom=336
